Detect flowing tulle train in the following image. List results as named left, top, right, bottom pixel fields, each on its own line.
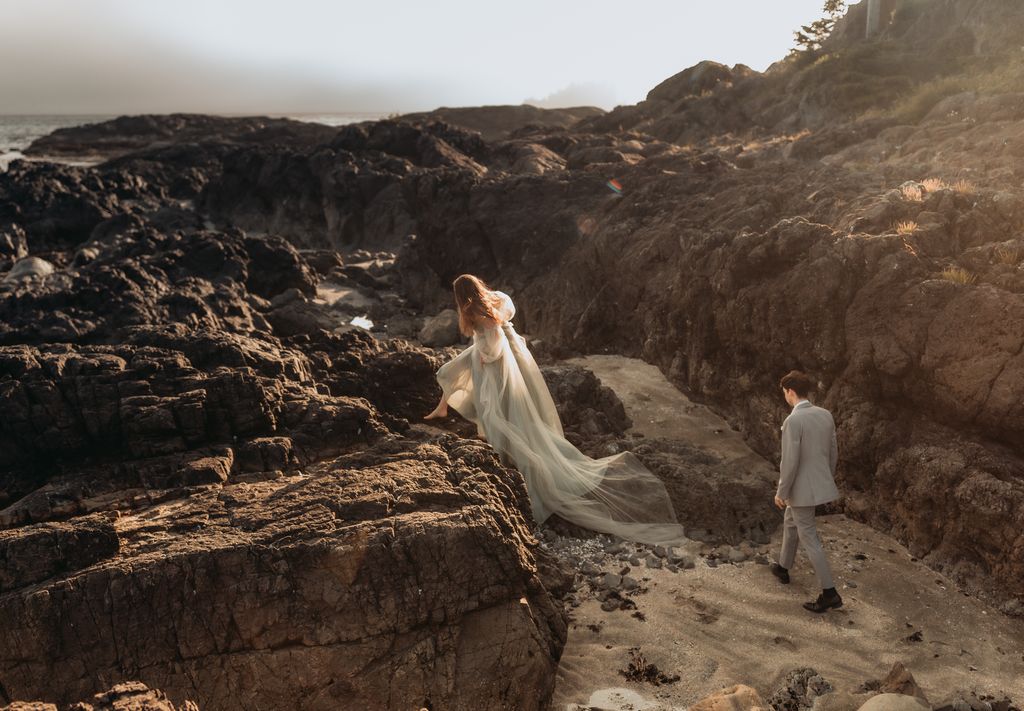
left=436, top=292, right=687, bottom=547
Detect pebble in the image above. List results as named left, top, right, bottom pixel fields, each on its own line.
left=646, top=555, right=663, bottom=569
left=622, top=576, right=639, bottom=591
left=580, top=561, right=601, bottom=576
left=629, top=556, right=642, bottom=566
left=603, top=573, right=622, bottom=589
left=846, top=580, right=858, bottom=589
left=728, top=548, right=748, bottom=564
left=653, top=545, right=668, bottom=559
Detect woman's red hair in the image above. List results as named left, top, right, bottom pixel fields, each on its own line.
left=453, top=274, right=503, bottom=337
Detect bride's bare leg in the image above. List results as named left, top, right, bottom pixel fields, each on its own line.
left=424, top=395, right=448, bottom=420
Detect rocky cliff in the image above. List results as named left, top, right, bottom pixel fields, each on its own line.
left=4, top=0, right=1024, bottom=706
left=66, top=0, right=1018, bottom=602
left=0, top=154, right=572, bottom=708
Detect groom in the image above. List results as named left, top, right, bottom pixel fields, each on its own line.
left=770, top=370, right=842, bottom=613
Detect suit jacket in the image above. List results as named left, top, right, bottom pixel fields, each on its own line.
left=777, top=401, right=840, bottom=507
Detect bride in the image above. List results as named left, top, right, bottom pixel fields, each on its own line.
left=425, top=274, right=687, bottom=546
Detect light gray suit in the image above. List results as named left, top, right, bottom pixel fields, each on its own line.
left=777, top=400, right=839, bottom=589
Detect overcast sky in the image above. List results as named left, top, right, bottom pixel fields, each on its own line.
left=1, top=0, right=835, bottom=115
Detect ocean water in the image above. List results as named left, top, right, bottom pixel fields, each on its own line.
left=0, top=114, right=114, bottom=170
left=0, top=112, right=384, bottom=171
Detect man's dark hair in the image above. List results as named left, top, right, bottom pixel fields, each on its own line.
left=780, top=370, right=815, bottom=397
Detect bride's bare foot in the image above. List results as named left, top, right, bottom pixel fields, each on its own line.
left=424, top=406, right=448, bottom=420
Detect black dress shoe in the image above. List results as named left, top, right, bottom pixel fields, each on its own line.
left=770, top=563, right=790, bottom=584
left=803, top=591, right=843, bottom=613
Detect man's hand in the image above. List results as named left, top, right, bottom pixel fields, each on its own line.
left=774, top=495, right=787, bottom=510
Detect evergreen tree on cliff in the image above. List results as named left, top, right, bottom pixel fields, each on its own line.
left=793, top=0, right=847, bottom=52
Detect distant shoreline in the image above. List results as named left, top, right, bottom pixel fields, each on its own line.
left=0, top=112, right=388, bottom=170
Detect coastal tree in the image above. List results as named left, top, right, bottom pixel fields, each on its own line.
left=793, top=0, right=848, bottom=52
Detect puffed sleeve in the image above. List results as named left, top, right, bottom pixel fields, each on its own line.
left=496, top=291, right=515, bottom=323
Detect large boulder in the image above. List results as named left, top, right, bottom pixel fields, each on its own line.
left=0, top=435, right=566, bottom=711
left=1, top=256, right=53, bottom=285
left=418, top=308, right=461, bottom=347
left=540, top=364, right=631, bottom=437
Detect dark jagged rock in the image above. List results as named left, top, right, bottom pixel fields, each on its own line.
left=399, top=104, right=605, bottom=141
left=0, top=337, right=384, bottom=523
left=0, top=162, right=151, bottom=252
left=26, top=113, right=339, bottom=159
left=627, top=438, right=776, bottom=545
left=0, top=225, right=317, bottom=345
left=540, top=364, right=631, bottom=437
left=287, top=329, right=444, bottom=427
left=199, top=121, right=497, bottom=252
left=0, top=434, right=565, bottom=711
left=331, top=119, right=490, bottom=166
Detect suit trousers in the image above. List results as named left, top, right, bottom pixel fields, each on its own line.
left=779, top=505, right=834, bottom=589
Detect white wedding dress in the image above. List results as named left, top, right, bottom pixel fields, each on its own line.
left=436, top=291, right=687, bottom=546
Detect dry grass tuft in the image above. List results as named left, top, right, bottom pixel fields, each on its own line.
left=895, top=221, right=918, bottom=235
left=901, top=185, right=923, bottom=202
left=994, top=244, right=1022, bottom=266
left=952, top=179, right=976, bottom=195
left=940, top=266, right=977, bottom=285
left=922, top=178, right=947, bottom=192
left=881, top=75, right=968, bottom=124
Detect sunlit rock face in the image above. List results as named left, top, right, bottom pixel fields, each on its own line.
left=0, top=435, right=565, bottom=710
